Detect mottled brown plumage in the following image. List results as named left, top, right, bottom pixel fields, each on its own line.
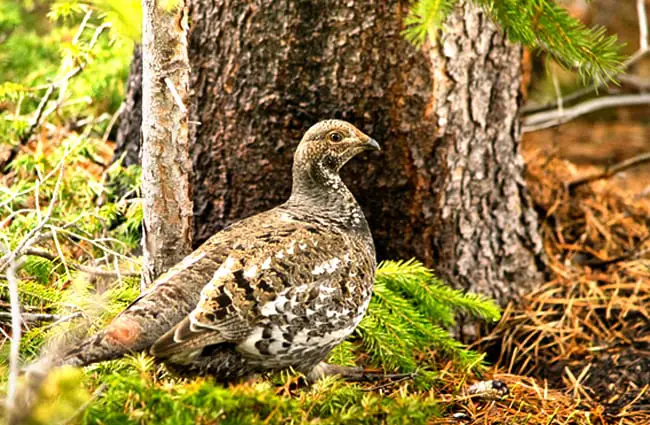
left=54, top=120, right=380, bottom=381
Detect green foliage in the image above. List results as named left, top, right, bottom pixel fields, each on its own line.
left=28, top=358, right=441, bottom=425
left=0, top=0, right=133, bottom=148
left=404, top=0, right=624, bottom=84
left=48, top=0, right=142, bottom=41
left=404, top=0, right=454, bottom=45
left=350, top=260, right=499, bottom=372
left=0, top=2, right=21, bottom=32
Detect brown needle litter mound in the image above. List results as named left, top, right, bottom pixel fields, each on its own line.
left=477, top=151, right=650, bottom=423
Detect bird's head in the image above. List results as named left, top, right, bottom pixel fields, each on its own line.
left=292, top=120, right=380, bottom=193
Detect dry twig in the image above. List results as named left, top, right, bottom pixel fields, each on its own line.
left=21, top=247, right=140, bottom=278
left=567, top=151, right=650, bottom=190
left=6, top=258, right=23, bottom=412
left=522, top=94, right=650, bottom=133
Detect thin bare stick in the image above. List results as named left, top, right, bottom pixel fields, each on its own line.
left=55, top=228, right=140, bottom=265
left=0, top=311, right=68, bottom=323
left=0, top=149, right=67, bottom=273
left=21, top=247, right=140, bottom=278
left=53, top=22, right=111, bottom=113
left=567, top=151, right=650, bottom=190
left=522, top=94, right=650, bottom=133
left=551, top=73, right=564, bottom=116
left=102, top=102, right=125, bottom=142
left=6, top=258, right=22, bottom=412
left=619, top=74, right=650, bottom=89
left=51, top=227, right=72, bottom=282
left=72, top=10, right=93, bottom=44
left=0, top=209, right=35, bottom=229
left=638, top=0, right=648, bottom=52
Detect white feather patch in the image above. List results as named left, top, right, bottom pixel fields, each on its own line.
left=312, top=257, right=341, bottom=275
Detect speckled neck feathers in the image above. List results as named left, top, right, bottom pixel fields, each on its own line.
left=287, top=162, right=367, bottom=232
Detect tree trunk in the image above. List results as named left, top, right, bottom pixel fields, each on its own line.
left=114, top=45, right=142, bottom=168
left=140, top=0, right=193, bottom=286
left=426, top=2, right=544, bottom=303
left=116, top=0, right=544, bottom=306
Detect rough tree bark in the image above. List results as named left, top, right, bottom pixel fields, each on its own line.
left=140, top=0, right=193, bottom=286
left=426, top=3, right=544, bottom=302
left=114, top=45, right=142, bottom=167
left=116, top=0, right=544, bottom=306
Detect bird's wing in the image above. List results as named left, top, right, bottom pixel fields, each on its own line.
left=150, top=227, right=357, bottom=358
left=150, top=255, right=256, bottom=358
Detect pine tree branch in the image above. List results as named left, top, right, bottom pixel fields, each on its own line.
left=0, top=150, right=67, bottom=273
left=521, top=48, right=650, bottom=115
left=522, top=0, right=649, bottom=115
left=403, top=0, right=454, bottom=46
left=405, top=0, right=625, bottom=84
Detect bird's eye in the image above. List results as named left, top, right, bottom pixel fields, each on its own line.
left=329, top=132, right=342, bottom=142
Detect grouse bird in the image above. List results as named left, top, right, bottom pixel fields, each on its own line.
left=47, top=120, right=380, bottom=382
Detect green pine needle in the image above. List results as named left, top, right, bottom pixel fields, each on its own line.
left=351, top=259, right=499, bottom=372
left=405, top=0, right=625, bottom=84
left=403, top=0, right=456, bottom=46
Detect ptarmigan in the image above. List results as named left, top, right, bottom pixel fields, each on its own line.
left=53, top=120, right=380, bottom=382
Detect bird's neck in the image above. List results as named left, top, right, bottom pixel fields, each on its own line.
left=288, top=165, right=367, bottom=230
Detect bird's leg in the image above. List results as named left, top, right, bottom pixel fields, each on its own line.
left=306, top=362, right=415, bottom=382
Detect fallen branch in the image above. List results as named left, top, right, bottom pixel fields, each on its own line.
left=102, top=102, right=125, bottom=142
left=521, top=47, right=650, bottom=116
left=522, top=94, right=650, bottom=133
left=619, top=74, right=650, bottom=90
left=567, top=151, right=650, bottom=190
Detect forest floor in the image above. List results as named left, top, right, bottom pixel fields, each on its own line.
left=459, top=121, right=650, bottom=424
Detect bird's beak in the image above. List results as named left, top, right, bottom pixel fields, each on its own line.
left=365, top=138, right=381, bottom=152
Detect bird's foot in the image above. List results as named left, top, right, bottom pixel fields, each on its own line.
left=306, top=362, right=415, bottom=382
